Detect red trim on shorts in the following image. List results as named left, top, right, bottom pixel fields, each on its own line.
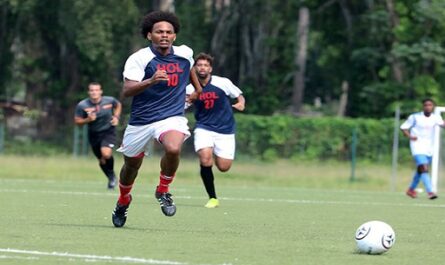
left=134, top=152, right=144, bottom=158
left=158, top=130, right=185, bottom=143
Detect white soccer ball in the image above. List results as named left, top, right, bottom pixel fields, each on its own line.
left=355, top=220, right=396, bottom=254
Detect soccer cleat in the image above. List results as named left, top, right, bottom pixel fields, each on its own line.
left=155, top=189, right=176, bottom=217
left=112, top=195, right=132, bottom=227
left=406, top=189, right=417, bottom=199
left=107, top=177, right=116, bottom=190
left=204, top=198, right=219, bottom=208
left=428, top=192, right=438, bottom=200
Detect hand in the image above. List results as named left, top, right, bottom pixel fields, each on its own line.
left=232, top=102, right=245, bottom=111
left=410, top=135, right=418, bottom=141
left=187, top=91, right=199, bottom=104
left=87, top=112, right=97, bottom=122
left=110, top=116, right=119, bottom=126
left=149, top=70, right=169, bottom=85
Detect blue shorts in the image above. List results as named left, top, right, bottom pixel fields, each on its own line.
left=413, top=155, right=432, bottom=166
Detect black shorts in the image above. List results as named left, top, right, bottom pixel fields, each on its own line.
left=88, top=127, right=116, bottom=159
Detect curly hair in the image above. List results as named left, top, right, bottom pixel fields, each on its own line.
left=140, top=11, right=180, bottom=38
left=422, top=98, right=435, bottom=105
left=195, top=53, right=214, bottom=66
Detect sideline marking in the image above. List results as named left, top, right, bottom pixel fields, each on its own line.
left=1, top=188, right=444, bottom=208
left=0, top=248, right=185, bottom=264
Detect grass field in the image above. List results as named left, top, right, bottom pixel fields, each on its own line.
left=1, top=155, right=444, bottom=265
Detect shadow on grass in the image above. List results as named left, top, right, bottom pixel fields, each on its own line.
left=45, top=222, right=244, bottom=235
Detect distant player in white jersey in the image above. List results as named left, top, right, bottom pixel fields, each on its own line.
left=400, top=98, right=444, bottom=199
left=186, top=53, right=245, bottom=208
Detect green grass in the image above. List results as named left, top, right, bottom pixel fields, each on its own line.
left=0, top=155, right=444, bottom=265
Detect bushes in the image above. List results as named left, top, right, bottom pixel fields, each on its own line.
left=235, top=114, right=407, bottom=161
left=2, top=113, right=411, bottom=162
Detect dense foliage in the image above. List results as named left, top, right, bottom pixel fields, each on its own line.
left=234, top=114, right=410, bottom=161
left=1, top=0, right=445, bottom=138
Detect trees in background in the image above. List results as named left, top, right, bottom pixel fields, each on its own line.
left=1, top=0, right=445, bottom=139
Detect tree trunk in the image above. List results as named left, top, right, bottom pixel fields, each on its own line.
left=291, top=7, right=310, bottom=114
left=385, top=0, right=404, bottom=83
left=337, top=81, right=349, bottom=117
left=153, top=0, right=175, bottom=12
left=339, top=0, right=353, bottom=45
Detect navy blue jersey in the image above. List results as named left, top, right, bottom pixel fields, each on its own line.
left=123, top=45, right=194, bottom=126
left=186, top=76, right=242, bottom=134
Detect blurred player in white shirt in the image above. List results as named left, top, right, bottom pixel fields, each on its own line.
left=400, top=99, right=444, bottom=199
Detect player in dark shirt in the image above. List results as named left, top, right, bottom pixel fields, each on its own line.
left=111, top=11, right=202, bottom=227
left=186, top=53, right=245, bottom=208
left=74, top=82, right=122, bottom=189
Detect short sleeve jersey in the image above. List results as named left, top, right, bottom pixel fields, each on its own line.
left=186, top=75, right=242, bottom=134
left=400, top=112, right=444, bottom=156
left=75, top=96, right=119, bottom=133
left=123, top=45, right=194, bottom=126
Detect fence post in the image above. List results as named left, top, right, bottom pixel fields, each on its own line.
left=391, top=105, right=400, bottom=192
left=0, top=110, right=4, bottom=154
left=81, top=124, right=88, bottom=156
left=73, top=126, right=80, bottom=157
left=350, top=127, right=357, bottom=182
left=0, top=122, right=4, bottom=154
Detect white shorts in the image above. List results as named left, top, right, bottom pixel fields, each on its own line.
left=194, top=128, right=235, bottom=160
left=117, top=116, right=190, bottom=157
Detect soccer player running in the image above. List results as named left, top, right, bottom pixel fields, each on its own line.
left=112, top=11, right=202, bottom=227
left=74, top=82, right=122, bottom=189
left=186, top=53, right=245, bottom=208
left=400, top=98, right=444, bottom=200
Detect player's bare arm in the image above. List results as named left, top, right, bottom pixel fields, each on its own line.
left=122, top=70, right=169, bottom=97
left=74, top=112, right=96, bottom=125
left=111, top=102, right=122, bottom=126
left=232, top=95, right=246, bottom=111
left=401, top=129, right=417, bottom=141
left=187, top=70, right=202, bottom=103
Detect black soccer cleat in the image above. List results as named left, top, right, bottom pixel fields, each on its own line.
left=428, top=192, right=438, bottom=200
left=155, top=189, right=176, bottom=217
left=112, top=195, right=132, bottom=227
left=107, top=176, right=116, bottom=190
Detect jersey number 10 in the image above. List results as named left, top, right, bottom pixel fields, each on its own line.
left=167, top=74, right=179, bottom=87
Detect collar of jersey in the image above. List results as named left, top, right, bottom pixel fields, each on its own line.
left=149, top=45, right=174, bottom=57
left=200, top=76, right=212, bottom=88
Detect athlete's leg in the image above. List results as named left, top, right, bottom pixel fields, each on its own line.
left=213, top=133, right=235, bottom=172
left=112, top=154, right=144, bottom=227
left=100, top=146, right=112, bottom=160
left=408, top=171, right=421, bottom=190
left=118, top=155, right=143, bottom=204
left=215, top=157, right=233, bottom=172
left=99, top=147, right=116, bottom=188
left=112, top=123, right=152, bottom=226
left=90, top=142, right=113, bottom=181
left=156, top=130, right=186, bottom=193
left=418, top=164, right=433, bottom=193
left=198, top=148, right=217, bottom=199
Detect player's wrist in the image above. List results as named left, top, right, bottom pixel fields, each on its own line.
left=113, top=115, right=120, bottom=120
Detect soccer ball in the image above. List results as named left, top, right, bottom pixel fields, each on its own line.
left=355, top=221, right=396, bottom=254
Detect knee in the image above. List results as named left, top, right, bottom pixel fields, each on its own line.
left=216, top=161, right=232, bottom=172
left=200, top=157, right=213, bottom=167
left=165, top=144, right=182, bottom=157
left=124, top=158, right=143, bottom=172
left=102, top=153, right=112, bottom=160
left=417, top=164, right=429, bottom=173
left=217, top=165, right=231, bottom=172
